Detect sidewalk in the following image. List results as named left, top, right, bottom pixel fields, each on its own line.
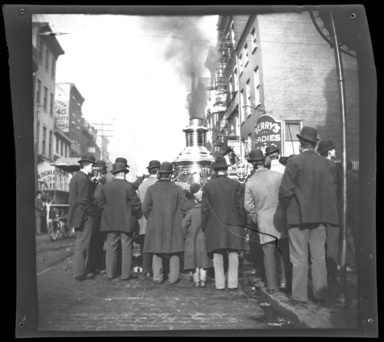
left=241, top=262, right=358, bottom=329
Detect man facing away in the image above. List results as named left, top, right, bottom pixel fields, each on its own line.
left=317, top=139, right=341, bottom=284
left=68, top=154, right=97, bottom=281
left=136, top=159, right=161, bottom=280
left=279, top=127, right=339, bottom=305
left=264, top=144, right=286, bottom=175
left=35, top=190, right=45, bottom=235
left=202, top=156, right=247, bottom=291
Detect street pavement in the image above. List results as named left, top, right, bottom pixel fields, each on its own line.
left=35, top=238, right=359, bottom=334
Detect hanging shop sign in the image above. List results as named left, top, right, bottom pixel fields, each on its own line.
left=254, top=114, right=282, bottom=153
left=55, top=83, right=70, bottom=132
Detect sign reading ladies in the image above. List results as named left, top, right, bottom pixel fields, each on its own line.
left=254, top=115, right=282, bottom=153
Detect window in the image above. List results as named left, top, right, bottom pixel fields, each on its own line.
left=43, top=87, right=48, bottom=112
left=243, top=43, right=249, bottom=67
left=233, top=66, right=239, bottom=92
left=50, top=93, right=54, bottom=116
left=245, top=79, right=251, bottom=116
left=239, top=54, right=243, bottom=75
left=38, top=38, right=43, bottom=63
left=51, top=56, right=56, bottom=78
left=65, top=144, right=68, bottom=157
left=45, top=49, right=50, bottom=72
left=61, top=141, right=64, bottom=155
left=56, top=137, right=59, bottom=154
left=254, top=67, right=261, bottom=106
left=48, top=130, right=52, bottom=159
left=36, top=79, right=41, bottom=104
left=42, top=126, right=47, bottom=155
left=285, top=121, right=301, bottom=156
left=251, top=27, right=258, bottom=53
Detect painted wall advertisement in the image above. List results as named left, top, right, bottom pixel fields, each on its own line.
left=37, top=161, right=70, bottom=192
left=55, top=83, right=70, bottom=132
left=254, top=115, right=282, bottom=154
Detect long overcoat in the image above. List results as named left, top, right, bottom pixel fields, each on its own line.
left=182, top=202, right=213, bottom=270
left=244, top=168, right=287, bottom=244
left=279, top=150, right=339, bottom=226
left=95, top=178, right=142, bottom=234
left=201, top=175, right=247, bottom=255
left=68, top=170, right=96, bottom=228
left=142, top=179, right=188, bottom=254
left=137, top=176, right=158, bottom=235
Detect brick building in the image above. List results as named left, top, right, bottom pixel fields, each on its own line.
left=206, top=11, right=359, bottom=168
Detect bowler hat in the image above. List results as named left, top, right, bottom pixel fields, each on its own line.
left=157, top=162, right=175, bottom=174
left=190, top=183, right=201, bottom=195
left=78, top=154, right=96, bottom=164
left=115, top=157, right=130, bottom=169
left=111, top=162, right=129, bottom=174
left=212, top=156, right=229, bottom=169
left=146, top=160, right=161, bottom=170
left=265, top=144, right=279, bottom=156
left=296, top=126, right=319, bottom=143
left=94, top=160, right=107, bottom=172
left=248, top=149, right=265, bottom=162
left=317, top=139, right=335, bottom=154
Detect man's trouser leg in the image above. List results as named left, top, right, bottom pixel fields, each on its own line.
left=152, top=254, right=164, bottom=282
left=309, top=224, right=328, bottom=300
left=213, top=252, right=225, bottom=289
left=325, top=224, right=340, bottom=283
left=262, top=242, right=278, bottom=291
left=105, top=232, right=120, bottom=279
left=168, top=254, right=180, bottom=284
left=227, top=251, right=239, bottom=289
left=120, top=232, right=133, bottom=279
left=289, top=227, right=309, bottom=302
left=36, top=215, right=42, bottom=235
left=73, top=216, right=94, bottom=278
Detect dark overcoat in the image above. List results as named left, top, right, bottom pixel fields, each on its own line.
left=95, top=178, right=142, bottom=234
left=142, top=179, right=188, bottom=254
left=279, top=150, right=339, bottom=226
left=201, top=175, right=247, bottom=254
left=182, top=202, right=213, bottom=270
left=68, top=170, right=96, bottom=228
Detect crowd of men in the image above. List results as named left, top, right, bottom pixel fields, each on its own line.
left=49, top=125, right=357, bottom=307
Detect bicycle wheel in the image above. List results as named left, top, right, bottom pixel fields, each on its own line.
left=60, top=221, right=71, bottom=238
left=48, top=219, right=60, bottom=241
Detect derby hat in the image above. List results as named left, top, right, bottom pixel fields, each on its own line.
left=317, top=139, right=335, bottom=154
left=78, top=154, right=96, bottom=164
left=248, top=149, right=265, bottom=162
left=296, top=126, right=319, bottom=143
left=94, top=160, right=107, bottom=172
left=212, top=156, right=229, bottom=169
left=265, top=144, right=279, bottom=156
left=189, top=183, right=201, bottom=195
left=111, top=162, right=129, bottom=174
left=157, top=161, right=175, bottom=174
left=146, top=160, right=161, bottom=170
left=115, top=157, right=130, bottom=169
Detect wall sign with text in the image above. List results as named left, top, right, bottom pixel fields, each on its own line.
left=254, top=114, right=282, bottom=154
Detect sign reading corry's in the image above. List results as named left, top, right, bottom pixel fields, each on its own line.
left=254, top=115, right=282, bottom=153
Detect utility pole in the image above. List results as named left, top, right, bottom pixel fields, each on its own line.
left=91, top=123, right=113, bottom=161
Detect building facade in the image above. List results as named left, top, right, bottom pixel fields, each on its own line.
left=206, top=11, right=359, bottom=170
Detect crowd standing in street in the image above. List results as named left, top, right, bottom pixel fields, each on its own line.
left=95, top=162, right=142, bottom=282
left=182, top=183, right=213, bottom=288
left=244, top=149, right=290, bottom=294
left=317, top=139, right=341, bottom=285
left=142, top=162, right=189, bottom=285
left=68, top=154, right=97, bottom=281
left=35, top=190, right=45, bottom=235
left=202, top=156, right=247, bottom=291
left=136, top=160, right=161, bottom=280
left=279, top=126, right=339, bottom=305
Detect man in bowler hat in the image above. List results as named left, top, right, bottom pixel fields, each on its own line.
left=317, top=139, right=341, bottom=284
left=115, top=157, right=144, bottom=190
left=279, top=127, right=339, bottom=305
left=142, top=162, right=189, bottom=285
left=95, top=162, right=142, bottom=281
left=68, top=154, right=97, bottom=281
left=136, top=160, right=161, bottom=279
left=202, top=156, right=247, bottom=291
left=265, top=144, right=286, bottom=174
